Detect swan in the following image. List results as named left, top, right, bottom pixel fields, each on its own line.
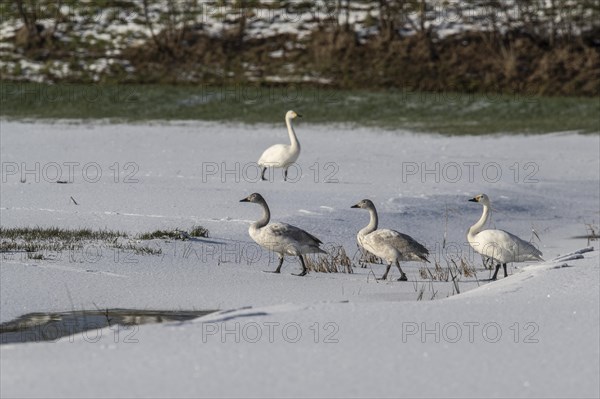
left=351, top=199, right=429, bottom=281
left=240, top=193, right=326, bottom=276
left=467, top=194, right=544, bottom=280
left=258, top=110, right=302, bottom=181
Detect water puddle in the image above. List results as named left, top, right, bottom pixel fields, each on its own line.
left=0, top=309, right=215, bottom=345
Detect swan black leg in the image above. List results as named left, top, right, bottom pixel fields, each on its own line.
left=395, top=261, right=408, bottom=281
left=265, top=257, right=284, bottom=274
left=284, top=168, right=288, bottom=181
left=261, top=167, right=267, bottom=181
left=378, top=263, right=392, bottom=280
left=491, top=263, right=501, bottom=280
left=293, top=256, right=308, bottom=276
left=503, top=263, right=508, bottom=278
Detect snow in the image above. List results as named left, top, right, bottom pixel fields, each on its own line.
left=0, top=119, right=599, bottom=398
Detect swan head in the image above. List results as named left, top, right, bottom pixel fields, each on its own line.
left=240, top=192, right=266, bottom=204
left=351, top=199, right=375, bottom=210
left=468, top=194, right=491, bottom=206
left=286, top=110, right=302, bottom=119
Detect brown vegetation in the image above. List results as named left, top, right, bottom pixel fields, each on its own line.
left=3, top=1, right=599, bottom=96
left=122, top=25, right=599, bottom=96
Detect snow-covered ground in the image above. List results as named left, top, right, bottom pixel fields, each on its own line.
left=0, top=119, right=598, bottom=398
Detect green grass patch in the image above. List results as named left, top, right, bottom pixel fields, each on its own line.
left=0, top=226, right=127, bottom=242
left=0, top=225, right=210, bottom=259
left=0, top=226, right=214, bottom=258
left=1, top=83, right=598, bottom=134
left=190, top=225, right=209, bottom=238
left=138, top=226, right=209, bottom=240
left=0, top=226, right=162, bottom=257
left=138, top=230, right=184, bottom=240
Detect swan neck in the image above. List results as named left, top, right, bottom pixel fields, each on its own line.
left=253, top=200, right=270, bottom=229
left=469, top=204, right=490, bottom=237
left=286, top=117, right=300, bottom=149
left=362, top=207, right=378, bottom=235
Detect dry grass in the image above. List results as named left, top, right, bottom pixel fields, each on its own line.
left=584, top=221, right=599, bottom=246
left=419, top=261, right=450, bottom=281
left=352, top=247, right=384, bottom=268
left=305, top=246, right=354, bottom=274
left=456, top=257, right=477, bottom=278
left=416, top=284, right=426, bottom=301
left=570, top=220, right=599, bottom=246
left=417, top=256, right=479, bottom=297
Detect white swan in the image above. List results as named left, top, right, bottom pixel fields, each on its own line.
left=240, top=193, right=325, bottom=276
left=258, top=110, right=302, bottom=181
left=467, top=194, right=544, bottom=280
left=351, top=199, right=429, bottom=281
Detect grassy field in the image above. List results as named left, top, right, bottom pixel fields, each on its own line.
left=1, top=83, right=598, bottom=134
left=0, top=226, right=210, bottom=259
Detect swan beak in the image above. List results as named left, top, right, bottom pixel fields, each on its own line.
left=351, top=204, right=359, bottom=208
left=296, top=114, right=303, bottom=118
left=468, top=197, right=478, bottom=202
left=240, top=197, right=250, bottom=203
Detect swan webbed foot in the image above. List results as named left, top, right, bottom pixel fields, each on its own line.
left=263, top=270, right=281, bottom=274
left=395, top=261, right=406, bottom=280
left=293, top=255, right=308, bottom=276
left=376, top=276, right=387, bottom=281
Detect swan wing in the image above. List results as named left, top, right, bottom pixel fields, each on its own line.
left=258, top=144, right=295, bottom=166
left=268, top=223, right=322, bottom=245
left=474, top=229, right=543, bottom=262
left=364, top=229, right=429, bottom=261
left=257, top=223, right=325, bottom=255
